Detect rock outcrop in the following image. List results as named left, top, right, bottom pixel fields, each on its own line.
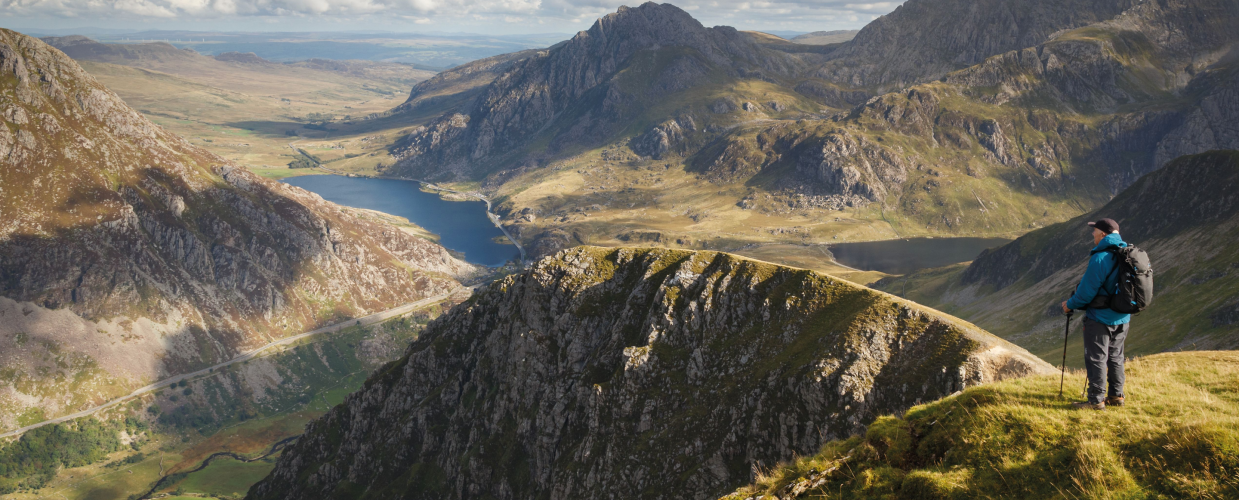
left=250, top=247, right=1050, bottom=500
left=0, top=29, right=475, bottom=429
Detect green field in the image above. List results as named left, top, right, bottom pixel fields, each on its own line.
left=174, top=455, right=278, bottom=497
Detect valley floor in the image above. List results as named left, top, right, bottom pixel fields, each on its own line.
left=0, top=302, right=457, bottom=499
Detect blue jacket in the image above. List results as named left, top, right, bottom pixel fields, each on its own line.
left=1066, top=233, right=1132, bottom=325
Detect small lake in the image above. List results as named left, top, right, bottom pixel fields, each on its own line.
left=283, top=175, right=519, bottom=267
left=828, top=237, right=1011, bottom=275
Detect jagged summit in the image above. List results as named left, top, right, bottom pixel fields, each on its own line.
left=249, top=246, right=1049, bottom=500
left=0, top=29, right=474, bottom=430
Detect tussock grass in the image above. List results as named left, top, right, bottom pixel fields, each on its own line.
left=724, top=351, right=1239, bottom=499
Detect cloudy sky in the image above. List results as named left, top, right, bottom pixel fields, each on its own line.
left=1, top=0, right=906, bottom=35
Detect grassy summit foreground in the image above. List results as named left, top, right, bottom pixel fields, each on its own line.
left=723, top=351, right=1239, bottom=499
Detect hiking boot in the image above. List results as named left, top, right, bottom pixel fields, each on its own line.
left=1071, top=401, right=1105, bottom=411
left=1106, top=396, right=1125, bottom=407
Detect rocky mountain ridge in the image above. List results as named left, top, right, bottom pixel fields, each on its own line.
left=701, top=0, right=1239, bottom=214
left=815, top=0, right=1139, bottom=90
left=387, top=2, right=802, bottom=180
left=386, top=0, right=1137, bottom=181
left=249, top=246, right=1050, bottom=500
left=0, top=29, right=474, bottom=430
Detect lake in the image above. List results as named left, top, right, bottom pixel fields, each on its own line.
left=283, top=175, right=519, bottom=267
left=828, top=237, right=1011, bottom=275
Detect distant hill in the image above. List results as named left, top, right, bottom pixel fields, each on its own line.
left=41, top=35, right=436, bottom=87
left=790, top=30, right=858, bottom=45
left=249, top=246, right=1050, bottom=500
left=86, top=30, right=566, bottom=68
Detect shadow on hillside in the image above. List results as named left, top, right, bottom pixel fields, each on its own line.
left=224, top=111, right=428, bottom=141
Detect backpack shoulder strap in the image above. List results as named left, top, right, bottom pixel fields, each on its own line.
left=1100, top=247, right=1123, bottom=294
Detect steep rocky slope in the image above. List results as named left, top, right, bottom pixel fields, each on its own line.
left=813, top=0, right=1138, bottom=91
left=0, top=29, right=474, bottom=429
left=876, top=150, right=1239, bottom=360
left=249, top=247, right=1049, bottom=500
left=390, top=49, right=543, bottom=116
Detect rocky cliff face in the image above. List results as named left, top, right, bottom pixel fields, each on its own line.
left=0, top=29, right=475, bottom=429
left=249, top=247, right=1050, bottom=500
left=390, top=49, right=542, bottom=115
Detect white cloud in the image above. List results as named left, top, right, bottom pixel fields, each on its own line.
left=1, top=0, right=905, bottom=32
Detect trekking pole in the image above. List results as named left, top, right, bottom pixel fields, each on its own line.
left=1059, top=310, right=1073, bottom=398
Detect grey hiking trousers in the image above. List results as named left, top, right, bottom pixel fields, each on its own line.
left=1083, top=316, right=1128, bottom=404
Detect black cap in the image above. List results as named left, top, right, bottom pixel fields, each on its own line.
left=1088, top=218, right=1119, bottom=233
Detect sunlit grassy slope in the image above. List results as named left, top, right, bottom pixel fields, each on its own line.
left=723, top=351, right=1239, bottom=500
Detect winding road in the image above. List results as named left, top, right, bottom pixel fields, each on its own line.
left=0, top=289, right=468, bottom=439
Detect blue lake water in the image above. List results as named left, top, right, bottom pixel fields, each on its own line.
left=828, top=237, right=1011, bottom=275
left=283, top=175, right=519, bottom=267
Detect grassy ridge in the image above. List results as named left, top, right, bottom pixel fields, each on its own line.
left=724, top=351, right=1239, bottom=499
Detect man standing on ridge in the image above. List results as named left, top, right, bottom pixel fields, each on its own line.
left=1061, top=218, right=1131, bottom=410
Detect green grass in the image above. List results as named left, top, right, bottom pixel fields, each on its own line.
left=248, top=167, right=328, bottom=180
left=724, top=351, right=1239, bottom=499
left=175, top=455, right=277, bottom=497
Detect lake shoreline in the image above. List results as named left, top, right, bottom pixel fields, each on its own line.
left=283, top=174, right=522, bottom=267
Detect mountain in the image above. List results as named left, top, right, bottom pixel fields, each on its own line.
left=248, top=246, right=1050, bottom=500
left=875, top=150, right=1239, bottom=360
left=0, top=29, right=475, bottom=430
left=377, top=0, right=1239, bottom=264
left=722, top=350, right=1239, bottom=499
left=390, top=49, right=543, bottom=116
left=386, top=2, right=798, bottom=181
left=812, top=0, right=1139, bottom=90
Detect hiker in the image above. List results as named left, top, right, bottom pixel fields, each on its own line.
left=1061, top=218, right=1131, bottom=410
